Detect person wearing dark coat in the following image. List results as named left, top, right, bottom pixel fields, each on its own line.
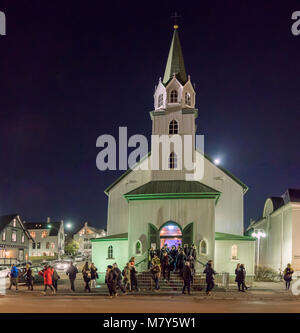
left=236, top=264, right=247, bottom=291
left=203, top=260, right=216, bottom=296
left=66, top=262, right=78, bottom=292
left=25, top=264, right=33, bottom=290
left=148, top=247, right=157, bottom=269
left=52, top=267, right=60, bottom=292
left=113, top=263, right=126, bottom=294
left=170, top=246, right=178, bottom=272
left=130, top=264, right=139, bottom=291
left=183, top=244, right=189, bottom=257
left=176, top=249, right=186, bottom=276
left=234, top=263, right=240, bottom=286
left=161, top=251, right=170, bottom=281
left=187, top=255, right=195, bottom=278
left=182, top=261, right=193, bottom=295
left=188, top=244, right=197, bottom=260
left=284, top=264, right=294, bottom=290
left=82, top=262, right=91, bottom=293
left=150, top=263, right=161, bottom=290
left=105, top=265, right=117, bottom=297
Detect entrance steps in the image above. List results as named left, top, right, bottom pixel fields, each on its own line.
left=137, top=271, right=206, bottom=291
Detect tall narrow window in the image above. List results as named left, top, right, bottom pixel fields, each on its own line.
left=108, top=245, right=113, bottom=259
left=168, top=152, right=177, bottom=169
left=2, top=231, right=5, bottom=241
left=169, top=120, right=178, bottom=134
left=170, top=90, right=178, bottom=103
left=135, top=241, right=142, bottom=255
left=231, top=245, right=238, bottom=260
left=11, top=231, right=17, bottom=242
left=21, top=233, right=25, bottom=243
left=200, top=240, right=207, bottom=255
left=185, top=92, right=191, bottom=106
left=158, top=94, right=163, bottom=108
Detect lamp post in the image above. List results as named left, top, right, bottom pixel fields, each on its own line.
left=251, top=229, right=266, bottom=270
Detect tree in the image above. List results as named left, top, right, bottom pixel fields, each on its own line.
left=64, top=240, right=79, bottom=256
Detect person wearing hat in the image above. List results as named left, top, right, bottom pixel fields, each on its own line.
left=105, top=265, right=117, bottom=298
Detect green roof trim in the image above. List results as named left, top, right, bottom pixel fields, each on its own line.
left=163, top=28, right=187, bottom=85
left=124, top=180, right=220, bottom=203
left=91, top=233, right=128, bottom=242
left=215, top=232, right=255, bottom=241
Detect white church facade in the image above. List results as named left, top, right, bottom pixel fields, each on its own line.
left=92, top=25, right=255, bottom=280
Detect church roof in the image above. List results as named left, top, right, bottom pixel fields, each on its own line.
left=91, top=233, right=128, bottom=242
left=124, top=180, right=220, bottom=202
left=163, top=27, right=188, bottom=86
left=283, top=189, right=300, bottom=203
left=269, top=196, right=285, bottom=210
left=215, top=232, right=255, bottom=241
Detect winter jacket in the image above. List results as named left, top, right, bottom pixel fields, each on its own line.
left=284, top=267, right=294, bottom=281
left=52, top=269, right=60, bottom=281
left=113, top=267, right=122, bottom=282
left=66, top=265, right=78, bottom=280
left=122, top=267, right=131, bottom=283
left=150, top=265, right=161, bottom=279
left=25, top=268, right=33, bottom=282
left=106, top=270, right=117, bottom=285
left=236, top=267, right=246, bottom=283
left=10, top=266, right=19, bottom=278
left=203, top=264, right=216, bottom=283
left=39, top=267, right=53, bottom=285
left=161, top=255, right=169, bottom=268
left=182, top=265, right=192, bottom=281
left=90, top=267, right=98, bottom=279
left=82, top=267, right=91, bottom=282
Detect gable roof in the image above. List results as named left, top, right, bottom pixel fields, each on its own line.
left=91, top=233, right=128, bottom=242
left=269, top=196, right=285, bottom=211
left=283, top=189, right=300, bottom=204
left=0, top=214, right=18, bottom=233
left=215, top=232, right=255, bottom=241
left=25, top=221, right=62, bottom=236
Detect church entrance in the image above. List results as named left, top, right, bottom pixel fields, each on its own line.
left=159, top=222, right=182, bottom=248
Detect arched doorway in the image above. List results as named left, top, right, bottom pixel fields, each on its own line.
left=159, top=222, right=182, bottom=248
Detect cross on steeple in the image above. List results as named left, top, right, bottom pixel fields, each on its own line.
left=171, top=12, right=181, bottom=29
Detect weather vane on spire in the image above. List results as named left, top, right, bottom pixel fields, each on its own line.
left=171, top=12, right=181, bottom=30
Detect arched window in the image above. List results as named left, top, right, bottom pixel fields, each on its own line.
left=168, top=152, right=177, bottom=169
left=185, top=92, right=191, bottom=106
left=135, top=241, right=142, bottom=255
left=170, top=90, right=178, bottom=103
left=169, top=119, right=178, bottom=134
left=231, top=245, right=238, bottom=260
left=108, top=245, right=113, bottom=259
left=200, top=240, right=207, bottom=255
left=158, top=94, right=163, bottom=108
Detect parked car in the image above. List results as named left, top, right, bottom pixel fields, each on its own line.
left=0, top=266, right=10, bottom=278
left=74, top=256, right=85, bottom=262
left=17, top=266, right=44, bottom=284
left=53, top=260, right=71, bottom=272
left=16, top=261, right=32, bottom=268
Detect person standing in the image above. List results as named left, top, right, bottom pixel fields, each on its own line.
left=183, top=244, right=189, bottom=257
left=130, top=262, right=139, bottom=292
left=203, top=260, right=216, bottom=296
left=105, top=265, right=117, bottom=298
left=52, top=267, right=60, bottom=292
left=90, top=263, right=98, bottom=289
left=176, top=249, right=186, bottom=276
left=235, top=263, right=240, bottom=289
left=182, top=261, right=192, bottom=295
left=8, top=264, right=19, bottom=291
left=236, top=264, right=247, bottom=292
left=161, top=251, right=170, bottom=282
left=39, top=265, right=55, bottom=295
left=189, top=244, right=197, bottom=260
left=150, top=262, right=161, bottom=290
left=66, top=261, right=78, bottom=292
left=25, top=264, right=33, bottom=291
left=82, top=262, right=91, bottom=293
left=122, top=263, right=131, bottom=291
left=148, top=247, right=156, bottom=269
left=113, top=263, right=126, bottom=294
left=284, top=263, right=294, bottom=290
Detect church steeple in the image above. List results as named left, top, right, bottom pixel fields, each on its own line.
left=163, top=26, right=188, bottom=86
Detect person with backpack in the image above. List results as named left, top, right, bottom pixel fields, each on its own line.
left=52, top=266, right=60, bottom=292
left=105, top=265, right=117, bottom=298
left=66, top=261, right=78, bottom=292
left=8, top=264, right=19, bottom=291
left=25, top=264, right=34, bottom=291
left=82, top=261, right=91, bottom=293
left=90, top=263, right=98, bottom=289
left=122, top=263, right=131, bottom=291
left=113, top=263, right=126, bottom=294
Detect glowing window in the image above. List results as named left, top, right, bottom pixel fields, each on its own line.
left=30, top=232, right=36, bottom=239
left=108, top=245, right=113, bottom=259
left=231, top=245, right=238, bottom=260
left=2, top=231, right=5, bottom=241
left=200, top=240, right=207, bottom=255
left=169, top=120, right=178, bottom=134
left=135, top=241, right=142, bottom=255
left=168, top=152, right=177, bottom=169
left=160, top=224, right=182, bottom=237
left=50, top=242, right=55, bottom=249
left=41, top=231, right=48, bottom=239
left=11, top=231, right=17, bottom=242
left=185, top=92, right=191, bottom=106
left=170, top=90, right=178, bottom=103
left=21, top=234, right=25, bottom=243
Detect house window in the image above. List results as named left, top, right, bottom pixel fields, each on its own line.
left=30, top=232, right=36, bottom=239
left=158, top=94, right=163, bottom=108
left=46, top=242, right=50, bottom=249
left=168, top=152, right=177, bottom=169
left=108, top=245, right=113, bottom=259
left=37, top=242, right=41, bottom=249
left=50, top=243, right=55, bottom=249
left=231, top=245, right=238, bottom=260
left=135, top=241, right=142, bottom=255
left=200, top=240, right=207, bottom=255
left=2, top=231, right=5, bottom=241
left=185, top=92, right=191, bottom=106
left=41, top=231, right=48, bottom=239
left=32, top=243, right=36, bottom=249
left=170, top=90, right=178, bottom=103
left=11, top=231, right=17, bottom=242
left=169, top=119, right=178, bottom=134
left=13, top=219, right=16, bottom=227
left=21, top=234, right=25, bottom=243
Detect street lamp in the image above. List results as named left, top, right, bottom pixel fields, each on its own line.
left=251, top=229, right=266, bottom=270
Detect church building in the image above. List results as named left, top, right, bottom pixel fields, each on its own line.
left=92, top=25, right=255, bottom=281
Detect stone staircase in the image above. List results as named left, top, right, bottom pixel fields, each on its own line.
left=137, top=271, right=207, bottom=291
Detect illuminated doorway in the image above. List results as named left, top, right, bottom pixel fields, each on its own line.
left=159, top=222, right=182, bottom=248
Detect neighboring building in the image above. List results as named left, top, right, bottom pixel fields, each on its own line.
left=247, top=189, right=300, bottom=272
left=73, top=222, right=106, bottom=257
left=0, top=214, right=32, bottom=264
left=92, top=25, right=255, bottom=279
left=25, top=218, right=65, bottom=258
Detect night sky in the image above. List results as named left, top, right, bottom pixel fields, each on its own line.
left=0, top=1, right=299, bottom=231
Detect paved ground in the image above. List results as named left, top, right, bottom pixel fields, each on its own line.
left=1, top=278, right=300, bottom=313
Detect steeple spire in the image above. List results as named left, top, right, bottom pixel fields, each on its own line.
left=163, top=26, right=188, bottom=85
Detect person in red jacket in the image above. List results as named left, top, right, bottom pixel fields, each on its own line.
left=39, top=265, right=55, bottom=295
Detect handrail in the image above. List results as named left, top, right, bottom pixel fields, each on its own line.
left=196, top=259, right=206, bottom=267
left=136, top=257, right=147, bottom=267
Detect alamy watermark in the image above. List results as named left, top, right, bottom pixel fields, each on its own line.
left=0, top=11, right=6, bottom=36
left=291, top=11, right=300, bottom=36
left=96, top=127, right=205, bottom=181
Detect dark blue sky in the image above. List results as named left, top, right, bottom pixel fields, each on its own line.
left=0, top=1, right=299, bottom=231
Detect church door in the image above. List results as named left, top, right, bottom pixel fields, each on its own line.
left=182, top=223, right=194, bottom=247
left=148, top=223, right=159, bottom=250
